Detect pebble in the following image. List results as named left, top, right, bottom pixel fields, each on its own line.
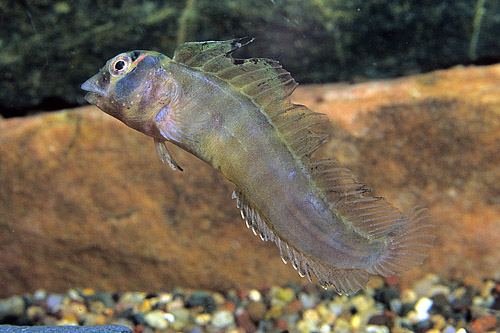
left=414, top=297, right=433, bottom=321
left=211, top=309, right=234, bottom=329
left=194, top=313, right=211, bottom=326
left=471, top=315, right=498, bottom=332
left=0, top=295, right=25, bottom=320
left=276, top=287, right=296, bottom=303
left=235, top=310, right=256, bottom=332
left=186, top=291, right=216, bottom=313
left=246, top=301, right=267, bottom=322
left=248, top=289, right=261, bottom=302
left=1, top=275, right=499, bottom=332
left=144, top=309, right=168, bottom=330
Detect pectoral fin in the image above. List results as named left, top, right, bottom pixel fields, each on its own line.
left=154, top=138, right=183, bottom=171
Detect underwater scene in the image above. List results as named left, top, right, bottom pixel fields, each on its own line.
left=1, top=1, right=500, bottom=332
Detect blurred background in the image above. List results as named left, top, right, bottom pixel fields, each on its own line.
left=1, top=0, right=499, bottom=117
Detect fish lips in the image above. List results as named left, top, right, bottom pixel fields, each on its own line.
left=81, top=75, right=106, bottom=105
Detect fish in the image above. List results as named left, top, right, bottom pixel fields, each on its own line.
left=81, top=38, right=434, bottom=294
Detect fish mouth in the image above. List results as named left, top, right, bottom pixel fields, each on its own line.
left=81, top=76, right=105, bottom=105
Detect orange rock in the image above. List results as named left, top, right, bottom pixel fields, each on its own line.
left=471, top=315, right=498, bottom=332
left=1, top=64, right=500, bottom=296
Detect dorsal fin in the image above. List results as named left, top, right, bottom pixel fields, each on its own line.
left=232, top=189, right=369, bottom=294
left=173, top=38, right=329, bottom=161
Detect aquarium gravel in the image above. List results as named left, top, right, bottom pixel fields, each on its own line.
left=1, top=275, right=499, bottom=333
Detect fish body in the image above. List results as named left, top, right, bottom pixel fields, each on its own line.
left=82, top=39, right=434, bottom=293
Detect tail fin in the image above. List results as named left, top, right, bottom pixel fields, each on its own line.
left=368, top=208, right=435, bottom=277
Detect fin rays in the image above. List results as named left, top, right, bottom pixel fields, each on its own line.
left=233, top=189, right=370, bottom=295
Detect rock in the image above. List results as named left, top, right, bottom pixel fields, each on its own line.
left=2, top=64, right=500, bottom=295
left=247, top=289, right=261, bottom=302
left=170, top=307, right=191, bottom=330
left=471, top=316, right=498, bottom=332
left=185, top=292, right=216, bottom=314
left=246, top=301, right=267, bottom=322
left=210, top=309, right=234, bottom=329
left=235, top=310, right=257, bottom=332
left=144, top=309, right=168, bottom=330
left=0, top=296, right=25, bottom=320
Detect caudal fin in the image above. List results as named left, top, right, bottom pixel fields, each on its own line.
left=368, top=208, right=435, bottom=277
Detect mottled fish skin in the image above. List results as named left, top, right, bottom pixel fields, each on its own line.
left=82, top=39, right=434, bottom=294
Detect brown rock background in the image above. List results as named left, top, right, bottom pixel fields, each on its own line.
left=1, top=64, right=499, bottom=297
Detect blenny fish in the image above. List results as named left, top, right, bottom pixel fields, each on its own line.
left=82, top=38, right=434, bottom=294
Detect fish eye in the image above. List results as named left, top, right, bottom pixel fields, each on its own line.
left=109, top=54, right=131, bottom=76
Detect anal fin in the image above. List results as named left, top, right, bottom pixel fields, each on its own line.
left=232, top=188, right=369, bottom=294
left=154, top=138, right=183, bottom=171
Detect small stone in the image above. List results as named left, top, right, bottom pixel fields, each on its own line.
left=82, top=313, right=106, bottom=326
left=186, top=291, right=216, bottom=313
left=413, top=274, right=439, bottom=297
left=235, top=310, right=257, bottom=332
left=414, top=297, right=433, bottom=321
left=471, top=315, right=498, bottom=332
left=274, top=318, right=289, bottom=331
left=368, top=312, right=393, bottom=327
left=316, top=303, right=336, bottom=324
left=351, top=294, right=375, bottom=313
left=303, top=308, right=320, bottom=323
left=284, top=299, right=302, bottom=315
left=389, top=298, right=402, bottom=315
left=212, top=292, right=226, bottom=306
left=367, top=276, right=385, bottom=289
left=299, top=292, right=318, bottom=309
left=139, top=299, right=152, bottom=313
left=67, top=289, right=84, bottom=302
left=442, top=325, right=458, bottom=333
left=144, top=309, right=168, bottom=330
left=194, top=313, right=211, bottom=326
left=0, top=295, right=25, bottom=320
left=170, top=307, right=191, bottom=330
left=211, top=309, right=234, bottom=329
left=248, top=289, right=261, bottom=302
left=297, top=318, right=319, bottom=333
left=384, top=276, right=400, bottom=287
left=46, top=294, right=64, bottom=312
left=264, top=304, right=284, bottom=320
left=88, top=300, right=106, bottom=314
left=365, top=325, right=390, bottom=333
left=374, top=286, right=400, bottom=305
left=166, top=298, right=184, bottom=312
left=276, top=287, right=296, bottom=303
left=33, top=290, right=47, bottom=301
left=428, top=284, right=451, bottom=297
left=26, top=306, right=45, bottom=321
left=247, top=301, right=267, bottom=322
left=221, top=301, right=235, bottom=313
left=400, top=289, right=417, bottom=304
left=451, top=286, right=473, bottom=311
left=86, top=292, right=115, bottom=308
left=57, top=312, right=78, bottom=325
left=430, top=314, right=446, bottom=331
left=332, top=317, right=351, bottom=333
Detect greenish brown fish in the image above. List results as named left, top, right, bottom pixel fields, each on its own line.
left=82, top=38, right=434, bottom=294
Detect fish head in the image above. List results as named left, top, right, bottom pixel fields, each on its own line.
left=81, top=50, right=176, bottom=137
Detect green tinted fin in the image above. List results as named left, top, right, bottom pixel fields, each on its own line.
left=173, top=37, right=253, bottom=69
left=307, top=158, right=435, bottom=276
left=232, top=188, right=369, bottom=294
left=172, top=38, right=330, bottom=161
